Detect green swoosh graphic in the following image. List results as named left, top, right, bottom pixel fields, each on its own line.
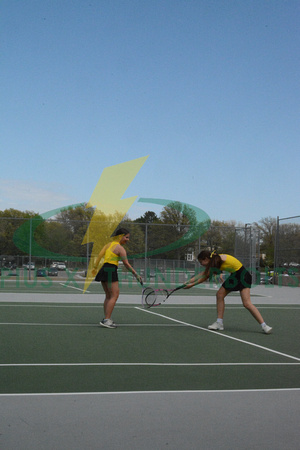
left=13, top=199, right=210, bottom=261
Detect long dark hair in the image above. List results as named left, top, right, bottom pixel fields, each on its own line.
left=111, top=227, right=130, bottom=237
left=198, top=250, right=222, bottom=279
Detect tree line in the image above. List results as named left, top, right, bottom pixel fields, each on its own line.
left=0, top=206, right=299, bottom=267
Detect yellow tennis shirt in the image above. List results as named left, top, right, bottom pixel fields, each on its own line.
left=220, top=254, right=243, bottom=273
left=103, top=241, right=121, bottom=266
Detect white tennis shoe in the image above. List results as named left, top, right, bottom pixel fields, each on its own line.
left=208, top=321, right=224, bottom=331
left=262, top=324, right=272, bottom=334
left=100, top=319, right=117, bottom=329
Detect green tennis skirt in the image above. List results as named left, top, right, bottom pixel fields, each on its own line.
left=222, top=266, right=252, bottom=291
left=95, top=263, right=118, bottom=283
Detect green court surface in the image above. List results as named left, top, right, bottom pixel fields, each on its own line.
left=1, top=300, right=299, bottom=394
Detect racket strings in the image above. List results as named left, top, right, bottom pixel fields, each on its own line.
left=145, top=290, right=157, bottom=307
left=144, top=289, right=168, bottom=307
left=142, top=287, right=154, bottom=307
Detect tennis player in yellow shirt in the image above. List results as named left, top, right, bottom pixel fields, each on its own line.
left=92, top=228, right=142, bottom=328
left=185, top=250, right=272, bottom=334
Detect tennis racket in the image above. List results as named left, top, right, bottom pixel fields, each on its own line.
left=141, top=286, right=154, bottom=305
left=142, top=285, right=185, bottom=308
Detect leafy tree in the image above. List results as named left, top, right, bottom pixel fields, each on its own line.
left=144, top=202, right=199, bottom=259
left=254, top=217, right=276, bottom=267
left=134, top=211, right=159, bottom=224
left=118, top=216, right=146, bottom=257
left=5, top=205, right=298, bottom=273
left=0, top=209, right=40, bottom=257
left=201, top=220, right=237, bottom=255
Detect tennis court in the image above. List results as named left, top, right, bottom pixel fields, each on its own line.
left=1, top=281, right=299, bottom=449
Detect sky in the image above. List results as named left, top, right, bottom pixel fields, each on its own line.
left=1, top=0, right=299, bottom=225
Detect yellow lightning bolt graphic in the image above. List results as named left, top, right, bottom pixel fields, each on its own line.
left=82, top=155, right=149, bottom=293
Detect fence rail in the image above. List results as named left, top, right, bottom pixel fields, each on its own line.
left=1, top=215, right=299, bottom=286
left=274, top=215, right=300, bottom=271
left=0, top=216, right=261, bottom=283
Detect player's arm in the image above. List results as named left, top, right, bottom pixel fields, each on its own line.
left=184, top=272, right=209, bottom=289
left=118, top=246, right=143, bottom=284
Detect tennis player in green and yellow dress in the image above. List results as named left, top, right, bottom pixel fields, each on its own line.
left=185, top=250, right=272, bottom=334
left=92, top=228, right=142, bottom=329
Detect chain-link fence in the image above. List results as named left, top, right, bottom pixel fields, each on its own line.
left=234, top=225, right=259, bottom=284
left=0, top=216, right=261, bottom=284
left=274, top=215, right=300, bottom=285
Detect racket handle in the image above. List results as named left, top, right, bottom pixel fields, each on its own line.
left=134, top=272, right=143, bottom=286
left=175, top=284, right=185, bottom=290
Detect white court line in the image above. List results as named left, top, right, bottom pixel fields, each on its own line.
left=1, top=304, right=299, bottom=309
left=145, top=306, right=300, bottom=310
left=59, top=283, right=90, bottom=293
left=1, top=362, right=299, bottom=367
left=0, top=322, right=183, bottom=327
left=0, top=304, right=133, bottom=308
left=0, top=304, right=101, bottom=308
left=135, top=307, right=300, bottom=362
left=1, top=388, right=300, bottom=397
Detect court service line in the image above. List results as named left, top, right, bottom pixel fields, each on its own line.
left=157, top=306, right=300, bottom=310
left=1, top=362, right=299, bottom=368
left=59, top=283, right=90, bottom=293
left=0, top=305, right=134, bottom=308
left=0, top=304, right=299, bottom=311
left=0, top=322, right=183, bottom=327
left=0, top=362, right=300, bottom=367
left=135, top=307, right=300, bottom=362
left=1, top=388, right=300, bottom=397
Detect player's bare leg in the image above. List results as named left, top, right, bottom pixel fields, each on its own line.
left=240, top=288, right=264, bottom=324
left=101, top=281, right=119, bottom=319
left=208, top=286, right=230, bottom=330
left=216, top=286, right=230, bottom=318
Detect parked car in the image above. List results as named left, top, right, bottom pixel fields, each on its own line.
left=51, top=262, right=66, bottom=270
left=37, top=268, right=47, bottom=277
left=48, top=267, right=58, bottom=276
left=259, top=272, right=273, bottom=284
left=23, top=263, right=35, bottom=270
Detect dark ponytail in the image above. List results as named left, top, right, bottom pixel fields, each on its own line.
left=198, top=250, right=222, bottom=279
